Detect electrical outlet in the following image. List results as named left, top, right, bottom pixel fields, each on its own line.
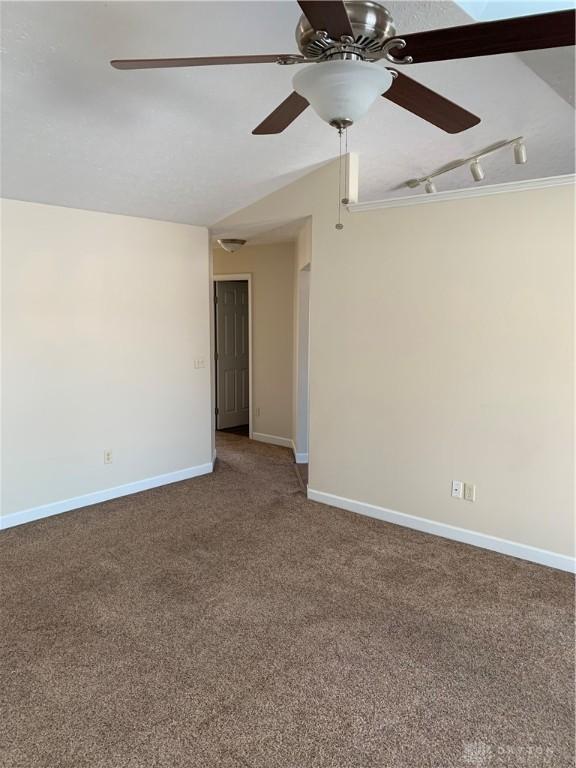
left=104, top=450, right=113, bottom=465
left=451, top=480, right=463, bottom=499
left=464, top=483, right=476, bottom=502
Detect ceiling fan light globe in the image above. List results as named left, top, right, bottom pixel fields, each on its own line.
left=292, top=60, right=393, bottom=127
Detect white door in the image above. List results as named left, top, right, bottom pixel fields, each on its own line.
left=215, top=281, right=249, bottom=429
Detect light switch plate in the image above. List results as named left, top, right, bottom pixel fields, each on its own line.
left=451, top=480, right=463, bottom=499
left=464, top=483, right=476, bottom=502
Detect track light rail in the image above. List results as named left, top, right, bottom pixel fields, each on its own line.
left=406, top=136, right=527, bottom=193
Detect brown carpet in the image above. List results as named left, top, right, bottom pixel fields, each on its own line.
left=1, top=432, right=574, bottom=768
left=294, top=461, right=309, bottom=491
left=217, top=425, right=250, bottom=437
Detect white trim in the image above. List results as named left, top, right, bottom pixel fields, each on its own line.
left=348, top=174, right=576, bottom=214
left=290, top=440, right=309, bottom=464
left=0, top=462, right=214, bottom=531
left=213, top=274, right=253, bottom=439
left=252, top=432, right=292, bottom=449
left=307, top=488, right=575, bottom=573
left=293, top=266, right=311, bottom=468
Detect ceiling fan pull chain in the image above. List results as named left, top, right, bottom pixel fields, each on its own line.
left=342, top=128, right=350, bottom=206
left=336, top=128, right=344, bottom=231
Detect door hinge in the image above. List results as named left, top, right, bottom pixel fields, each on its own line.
left=214, top=295, right=218, bottom=304
left=215, top=407, right=219, bottom=416
left=215, top=352, right=219, bottom=361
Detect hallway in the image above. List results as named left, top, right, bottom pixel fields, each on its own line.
left=1, top=433, right=573, bottom=767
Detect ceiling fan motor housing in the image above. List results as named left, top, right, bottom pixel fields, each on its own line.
left=296, top=1, right=396, bottom=59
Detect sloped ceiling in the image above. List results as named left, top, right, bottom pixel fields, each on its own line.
left=1, top=1, right=574, bottom=225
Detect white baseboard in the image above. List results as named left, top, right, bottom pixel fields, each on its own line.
left=0, top=462, right=214, bottom=531
left=252, top=432, right=292, bottom=449
left=307, top=488, right=575, bottom=573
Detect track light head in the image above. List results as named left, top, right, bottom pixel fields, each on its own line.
left=424, top=178, right=436, bottom=194
left=514, top=141, right=527, bottom=164
left=470, top=159, right=485, bottom=182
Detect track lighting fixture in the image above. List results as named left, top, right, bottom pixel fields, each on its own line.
left=514, top=141, right=527, bottom=164
left=405, top=136, right=527, bottom=194
left=470, top=159, right=485, bottom=182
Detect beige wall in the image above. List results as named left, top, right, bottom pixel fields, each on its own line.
left=213, top=243, right=295, bottom=441
left=215, top=160, right=575, bottom=561
left=1, top=199, right=212, bottom=520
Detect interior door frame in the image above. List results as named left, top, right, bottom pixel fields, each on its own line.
left=213, top=274, right=253, bottom=439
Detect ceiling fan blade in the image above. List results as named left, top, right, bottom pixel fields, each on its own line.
left=110, top=54, right=298, bottom=70
left=253, top=92, right=310, bottom=135
left=297, top=1, right=354, bottom=39
left=384, top=71, right=480, bottom=133
left=390, top=9, right=576, bottom=63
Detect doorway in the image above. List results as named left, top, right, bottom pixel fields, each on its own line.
left=214, top=276, right=252, bottom=437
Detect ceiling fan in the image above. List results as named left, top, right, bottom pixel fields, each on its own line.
left=111, top=1, right=576, bottom=135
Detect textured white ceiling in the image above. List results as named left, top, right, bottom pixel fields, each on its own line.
left=1, top=1, right=574, bottom=226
